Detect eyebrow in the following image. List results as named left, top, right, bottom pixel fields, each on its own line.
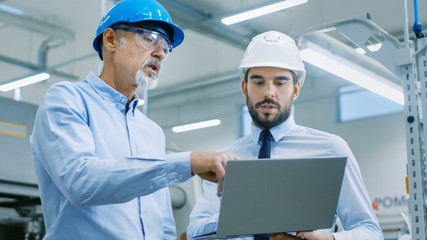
left=249, top=74, right=291, bottom=80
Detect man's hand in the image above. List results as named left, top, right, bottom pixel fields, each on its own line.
left=270, top=230, right=334, bottom=240
left=190, top=152, right=238, bottom=196
left=296, top=230, right=334, bottom=240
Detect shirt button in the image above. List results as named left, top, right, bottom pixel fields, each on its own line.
left=121, top=98, right=125, bottom=103
left=149, top=185, right=154, bottom=190
left=178, top=175, right=183, bottom=180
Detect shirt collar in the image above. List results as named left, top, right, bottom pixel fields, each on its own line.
left=250, top=114, right=297, bottom=143
left=84, top=72, right=139, bottom=114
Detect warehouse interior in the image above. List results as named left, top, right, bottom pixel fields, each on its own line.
left=1, top=0, right=426, bottom=239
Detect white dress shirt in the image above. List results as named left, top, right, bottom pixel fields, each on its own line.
left=187, top=115, right=383, bottom=240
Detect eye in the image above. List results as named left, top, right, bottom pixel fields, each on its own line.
left=160, top=41, right=171, bottom=54
left=143, top=34, right=157, bottom=44
left=276, top=81, right=286, bottom=86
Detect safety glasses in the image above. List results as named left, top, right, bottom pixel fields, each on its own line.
left=113, top=26, right=172, bottom=57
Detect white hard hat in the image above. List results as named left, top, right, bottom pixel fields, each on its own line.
left=239, top=31, right=306, bottom=87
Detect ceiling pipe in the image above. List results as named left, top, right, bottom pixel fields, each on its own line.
left=0, top=8, right=73, bottom=41
left=0, top=5, right=76, bottom=80
left=38, top=38, right=66, bottom=69
left=0, top=55, right=34, bottom=70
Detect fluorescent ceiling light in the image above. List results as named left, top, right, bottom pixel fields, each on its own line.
left=355, top=43, right=383, bottom=55
left=0, top=73, right=50, bottom=92
left=0, top=4, right=24, bottom=15
left=300, top=43, right=404, bottom=105
left=221, top=0, right=307, bottom=25
left=172, top=119, right=221, bottom=133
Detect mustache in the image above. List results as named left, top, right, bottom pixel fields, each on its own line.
left=255, top=98, right=280, bottom=108
left=143, top=57, right=162, bottom=70
left=145, top=57, right=161, bottom=65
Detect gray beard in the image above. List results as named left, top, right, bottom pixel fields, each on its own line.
left=135, top=58, right=160, bottom=89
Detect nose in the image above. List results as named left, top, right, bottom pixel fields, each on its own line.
left=151, top=44, right=167, bottom=61
left=263, top=81, right=275, bottom=98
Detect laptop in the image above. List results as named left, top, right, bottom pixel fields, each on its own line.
left=193, top=157, right=347, bottom=239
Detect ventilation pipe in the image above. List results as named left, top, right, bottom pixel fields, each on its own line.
left=38, top=38, right=66, bottom=69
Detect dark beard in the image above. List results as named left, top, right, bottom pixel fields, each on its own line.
left=247, top=98, right=291, bottom=130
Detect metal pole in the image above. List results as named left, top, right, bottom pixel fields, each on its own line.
left=14, top=88, right=22, bottom=101
left=143, top=89, right=149, bottom=117
left=403, top=0, right=410, bottom=48
left=414, top=37, right=427, bottom=240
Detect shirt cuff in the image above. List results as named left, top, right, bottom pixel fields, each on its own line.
left=332, top=232, right=342, bottom=240
left=164, top=151, right=192, bottom=186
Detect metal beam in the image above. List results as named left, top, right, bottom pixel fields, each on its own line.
left=0, top=54, right=79, bottom=81
left=0, top=53, right=96, bottom=85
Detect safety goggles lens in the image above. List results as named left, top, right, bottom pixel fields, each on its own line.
left=113, top=26, right=172, bottom=56
left=136, top=31, right=171, bottom=55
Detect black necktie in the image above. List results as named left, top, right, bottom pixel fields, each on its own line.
left=254, top=235, right=270, bottom=240
left=258, top=130, right=272, bottom=159
left=255, top=130, right=272, bottom=240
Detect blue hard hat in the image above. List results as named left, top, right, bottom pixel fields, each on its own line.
left=92, top=0, right=184, bottom=56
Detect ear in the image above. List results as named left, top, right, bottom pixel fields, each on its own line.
left=293, top=81, right=301, bottom=100
left=102, top=28, right=119, bottom=53
left=241, top=80, right=247, bottom=98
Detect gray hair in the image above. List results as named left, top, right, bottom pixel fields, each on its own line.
left=100, top=24, right=127, bottom=60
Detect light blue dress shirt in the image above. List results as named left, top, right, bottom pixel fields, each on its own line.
left=187, top=115, right=384, bottom=240
left=30, top=72, right=192, bottom=239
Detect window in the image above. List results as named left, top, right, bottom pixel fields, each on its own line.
left=338, top=85, right=403, bottom=122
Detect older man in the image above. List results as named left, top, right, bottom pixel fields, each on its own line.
left=30, top=0, right=236, bottom=239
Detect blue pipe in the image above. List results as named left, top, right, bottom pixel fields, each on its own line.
left=413, top=0, right=425, bottom=38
